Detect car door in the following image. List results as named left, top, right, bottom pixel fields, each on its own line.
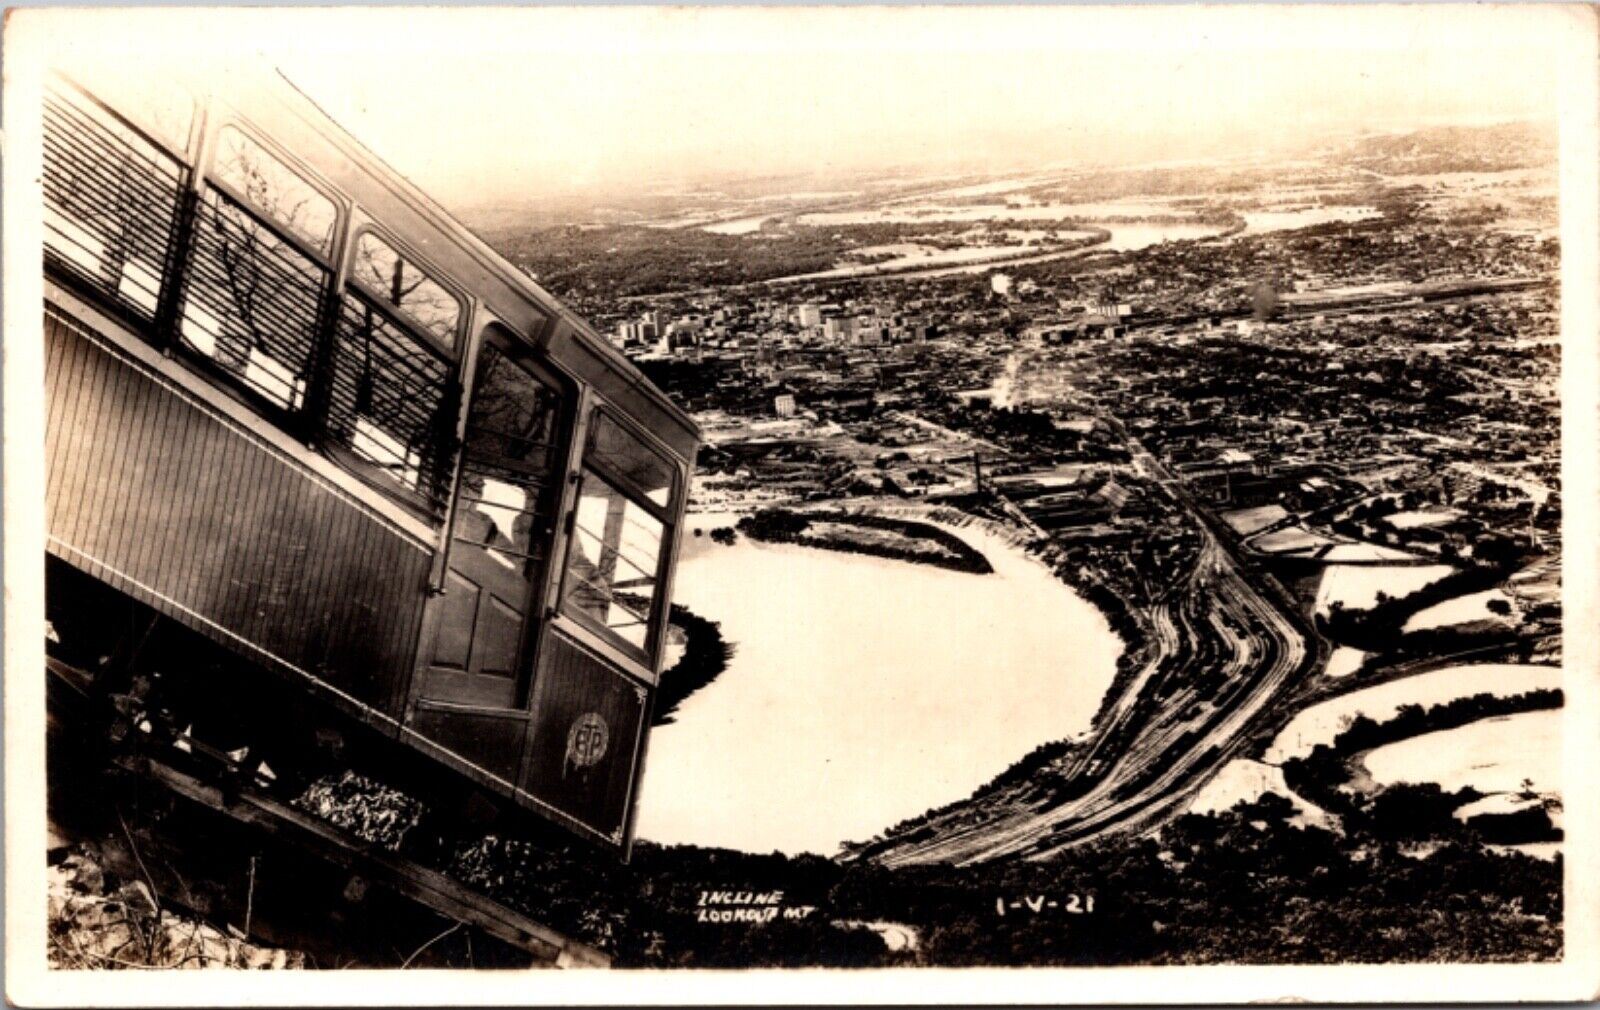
left=406, top=327, right=568, bottom=781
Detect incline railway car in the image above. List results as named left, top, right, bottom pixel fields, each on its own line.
left=40, top=64, right=699, bottom=854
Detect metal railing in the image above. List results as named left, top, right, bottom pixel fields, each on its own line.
left=43, top=89, right=186, bottom=323
left=180, top=189, right=327, bottom=413
left=326, top=293, right=456, bottom=500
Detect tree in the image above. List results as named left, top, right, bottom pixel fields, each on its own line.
left=1475, top=537, right=1522, bottom=570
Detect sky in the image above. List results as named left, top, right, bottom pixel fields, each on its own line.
left=29, top=6, right=1572, bottom=209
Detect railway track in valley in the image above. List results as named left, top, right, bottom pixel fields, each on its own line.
left=867, top=432, right=1321, bottom=867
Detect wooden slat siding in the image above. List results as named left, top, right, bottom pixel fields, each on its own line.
left=156, top=387, right=204, bottom=621
left=43, top=314, right=74, bottom=522
left=308, top=500, right=366, bottom=681
left=252, top=447, right=312, bottom=649
left=51, top=322, right=96, bottom=548
left=42, top=320, right=72, bottom=545
left=379, top=504, right=430, bottom=673
left=206, top=407, right=259, bottom=637
left=42, top=323, right=70, bottom=528
left=282, top=481, right=344, bottom=666
left=336, top=505, right=385, bottom=682
left=142, top=389, right=195, bottom=608
left=98, top=329, right=152, bottom=587
left=100, top=351, right=158, bottom=585
left=136, top=380, right=185, bottom=589
left=44, top=312, right=85, bottom=529
left=128, top=376, right=178, bottom=598
left=155, top=392, right=212, bottom=623
left=184, top=384, right=255, bottom=632
left=370, top=510, right=423, bottom=699
left=254, top=435, right=332, bottom=678
left=306, top=486, right=355, bottom=670
left=521, top=631, right=648, bottom=846
left=89, top=347, right=145, bottom=562
left=363, top=532, right=411, bottom=705
left=237, top=456, right=283, bottom=646
left=66, top=322, right=116, bottom=557
left=366, top=539, right=421, bottom=703
left=326, top=508, right=382, bottom=697
left=91, top=340, right=140, bottom=574
left=58, top=325, right=98, bottom=523
left=59, top=317, right=111, bottom=552
left=100, top=349, right=153, bottom=569
left=306, top=503, right=358, bottom=679
left=50, top=328, right=99, bottom=550
left=290, top=483, right=345, bottom=679
left=173, top=409, right=222, bottom=629
left=275, top=473, right=331, bottom=662
left=223, top=411, right=274, bottom=633
left=238, top=444, right=294, bottom=647
left=228, top=446, right=275, bottom=647
left=330, top=487, right=423, bottom=704
left=44, top=305, right=432, bottom=718
left=106, top=352, right=161, bottom=590
left=255, top=469, right=318, bottom=657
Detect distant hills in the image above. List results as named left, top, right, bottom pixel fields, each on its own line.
left=1340, top=121, right=1556, bottom=174
left=452, top=120, right=1556, bottom=236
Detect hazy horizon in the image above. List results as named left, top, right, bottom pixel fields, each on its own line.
left=33, top=6, right=1568, bottom=213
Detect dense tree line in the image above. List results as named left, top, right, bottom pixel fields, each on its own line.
left=847, top=735, right=1090, bottom=861
left=442, top=795, right=1560, bottom=967
left=736, top=508, right=993, bottom=574
left=1281, top=688, right=1562, bottom=843
left=653, top=604, right=735, bottom=726
left=1319, top=560, right=1525, bottom=653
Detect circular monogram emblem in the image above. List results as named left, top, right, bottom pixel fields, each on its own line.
left=565, top=712, right=610, bottom=770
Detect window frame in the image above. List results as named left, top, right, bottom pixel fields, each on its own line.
left=181, top=127, right=471, bottom=522
left=47, top=70, right=198, bottom=167
left=582, top=409, right=681, bottom=525
left=41, top=81, right=495, bottom=533
left=449, top=331, right=572, bottom=562
left=174, top=186, right=331, bottom=422
left=556, top=404, right=683, bottom=667
left=203, top=119, right=345, bottom=270
left=168, top=118, right=349, bottom=444
left=41, top=78, right=194, bottom=331
left=344, top=224, right=467, bottom=357
left=322, top=285, right=463, bottom=514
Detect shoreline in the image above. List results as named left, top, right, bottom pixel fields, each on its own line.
left=650, top=497, right=1122, bottom=855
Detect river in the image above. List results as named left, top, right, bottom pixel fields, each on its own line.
left=634, top=515, right=1122, bottom=855
left=756, top=221, right=1225, bottom=286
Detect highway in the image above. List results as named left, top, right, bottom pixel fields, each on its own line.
left=870, top=430, right=1324, bottom=867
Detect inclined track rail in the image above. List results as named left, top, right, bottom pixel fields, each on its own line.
left=46, top=655, right=609, bottom=969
